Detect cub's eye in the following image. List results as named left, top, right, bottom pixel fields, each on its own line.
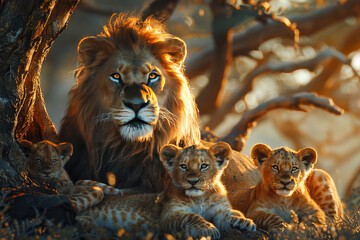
left=292, top=166, right=299, bottom=173
left=36, top=159, right=42, bottom=165
left=200, top=164, right=209, bottom=171
left=109, top=73, right=122, bottom=85
left=52, top=159, right=58, bottom=165
left=272, top=165, right=279, bottom=171
left=148, top=72, right=160, bottom=84
left=179, top=164, right=187, bottom=171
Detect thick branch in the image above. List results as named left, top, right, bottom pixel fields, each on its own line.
left=141, top=0, right=179, bottom=22
left=196, top=0, right=233, bottom=114
left=212, top=93, right=343, bottom=151
left=186, top=0, right=360, bottom=78
left=207, top=47, right=356, bottom=128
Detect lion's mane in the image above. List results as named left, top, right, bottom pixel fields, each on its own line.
left=59, top=14, right=200, bottom=192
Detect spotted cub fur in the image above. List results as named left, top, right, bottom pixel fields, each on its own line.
left=20, top=140, right=73, bottom=188
left=78, top=142, right=256, bottom=239
left=20, top=140, right=120, bottom=212
left=247, top=144, right=327, bottom=231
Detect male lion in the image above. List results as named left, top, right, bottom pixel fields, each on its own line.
left=59, top=14, right=200, bottom=193
left=59, top=14, right=342, bottom=218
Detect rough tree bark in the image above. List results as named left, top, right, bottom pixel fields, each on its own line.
left=0, top=0, right=79, bottom=187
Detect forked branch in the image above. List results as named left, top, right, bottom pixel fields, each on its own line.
left=203, top=93, right=344, bottom=151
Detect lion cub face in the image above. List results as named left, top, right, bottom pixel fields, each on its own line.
left=160, top=142, right=231, bottom=197
left=20, top=140, right=73, bottom=182
left=251, top=144, right=317, bottom=196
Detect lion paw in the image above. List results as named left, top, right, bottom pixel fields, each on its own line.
left=189, top=223, right=220, bottom=239
left=230, top=216, right=257, bottom=232
left=55, top=179, right=73, bottom=188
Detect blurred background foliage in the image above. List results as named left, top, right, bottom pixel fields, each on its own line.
left=40, top=0, right=360, bottom=200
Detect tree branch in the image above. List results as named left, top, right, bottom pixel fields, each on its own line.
left=203, top=93, right=344, bottom=151
left=141, top=0, right=179, bottom=22
left=206, top=47, right=357, bottom=128
left=196, top=0, right=233, bottom=114
left=185, top=0, right=360, bottom=79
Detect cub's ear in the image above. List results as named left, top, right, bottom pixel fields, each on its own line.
left=210, top=142, right=231, bottom=169
left=19, top=140, right=34, bottom=157
left=78, top=36, right=113, bottom=67
left=251, top=144, right=272, bottom=169
left=57, top=142, right=73, bottom=164
left=160, top=144, right=181, bottom=171
left=298, top=147, right=317, bottom=171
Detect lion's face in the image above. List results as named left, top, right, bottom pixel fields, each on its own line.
left=160, top=142, right=232, bottom=197
left=91, top=49, right=168, bottom=142
left=74, top=15, right=200, bottom=144
left=251, top=144, right=317, bottom=196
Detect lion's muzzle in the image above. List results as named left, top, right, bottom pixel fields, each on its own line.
left=112, top=83, right=159, bottom=141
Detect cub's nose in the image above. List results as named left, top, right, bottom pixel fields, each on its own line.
left=280, top=180, right=291, bottom=186
left=187, top=178, right=199, bottom=185
left=43, top=169, right=52, bottom=176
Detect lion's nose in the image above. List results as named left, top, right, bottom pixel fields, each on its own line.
left=188, top=178, right=199, bottom=185
left=123, top=100, right=149, bottom=114
left=280, top=180, right=291, bottom=186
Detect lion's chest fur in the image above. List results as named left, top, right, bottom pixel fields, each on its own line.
left=163, top=191, right=229, bottom=222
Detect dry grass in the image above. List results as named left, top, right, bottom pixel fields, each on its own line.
left=0, top=190, right=359, bottom=240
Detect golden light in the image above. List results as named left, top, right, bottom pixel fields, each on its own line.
left=117, top=229, right=125, bottom=237
left=106, top=172, right=116, bottom=186
left=199, top=8, right=204, bottom=16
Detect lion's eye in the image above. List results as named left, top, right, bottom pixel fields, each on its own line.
left=109, top=73, right=122, bottom=85
left=148, top=72, right=160, bottom=84
left=272, top=165, right=279, bottom=171
left=179, top=164, right=187, bottom=171
left=36, top=159, right=42, bottom=165
left=52, top=159, right=58, bottom=165
left=200, top=164, right=209, bottom=171
left=292, top=166, right=299, bottom=173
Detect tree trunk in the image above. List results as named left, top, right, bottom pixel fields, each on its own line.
left=0, top=0, right=79, bottom=187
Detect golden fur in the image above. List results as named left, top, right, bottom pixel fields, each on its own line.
left=20, top=140, right=73, bottom=188
left=59, top=13, right=200, bottom=192
left=77, top=142, right=256, bottom=238
left=246, top=144, right=326, bottom=231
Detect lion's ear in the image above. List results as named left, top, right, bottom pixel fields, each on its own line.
left=160, top=144, right=181, bottom=171
left=251, top=144, right=272, bottom=169
left=78, top=36, right=113, bottom=66
left=165, top=37, right=187, bottom=65
left=57, top=142, right=73, bottom=165
left=210, top=142, right=231, bottom=169
left=298, top=147, right=317, bottom=172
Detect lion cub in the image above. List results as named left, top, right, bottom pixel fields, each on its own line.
left=20, top=140, right=73, bottom=188
left=78, top=142, right=256, bottom=238
left=247, top=144, right=326, bottom=231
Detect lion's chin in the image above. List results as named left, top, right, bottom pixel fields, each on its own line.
left=185, top=189, right=204, bottom=197
left=276, top=188, right=294, bottom=196
left=120, top=124, right=154, bottom=142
